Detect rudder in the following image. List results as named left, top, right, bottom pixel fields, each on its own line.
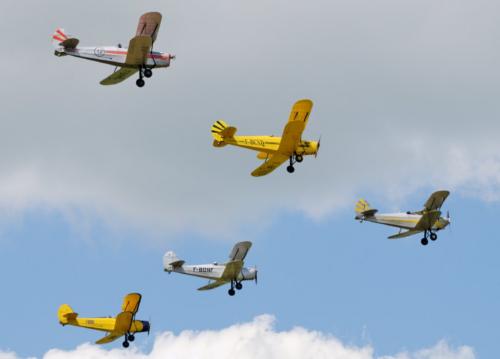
left=211, top=120, right=237, bottom=147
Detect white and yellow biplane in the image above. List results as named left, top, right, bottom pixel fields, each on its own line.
left=355, top=190, right=451, bottom=246
left=211, top=99, right=320, bottom=176
left=163, top=241, right=257, bottom=296
left=53, top=12, right=174, bottom=87
left=58, top=293, right=150, bottom=348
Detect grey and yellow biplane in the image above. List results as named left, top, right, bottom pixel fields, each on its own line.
left=355, top=190, right=451, bottom=246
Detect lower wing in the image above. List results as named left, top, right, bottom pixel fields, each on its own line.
left=251, top=154, right=288, bottom=177
left=100, top=68, right=138, bottom=85
left=388, top=229, right=423, bottom=239
left=415, top=211, right=441, bottom=230
left=96, top=332, right=122, bottom=345
left=198, top=280, right=228, bottom=291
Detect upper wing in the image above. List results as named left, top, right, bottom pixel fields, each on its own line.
left=228, top=241, right=252, bottom=261
left=415, top=211, right=441, bottom=230
left=136, top=12, right=162, bottom=43
left=251, top=153, right=288, bottom=177
left=277, top=99, right=313, bottom=155
left=121, top=293, right=142, bottom=314
left=100, top=67, right=138, bottom=85
left=221, top=260, right=244, bottom=281
left=125, top=35, right=153, bottom=66
left=95, top=332, right=122, bottom=345
left=198, top=280, right=228, bottom=291
left=388, top=229, right=423, bottom=240
left=423, top=190, right=450, bottom=211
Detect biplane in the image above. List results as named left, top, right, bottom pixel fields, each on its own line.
left=163, top=241, right=257, bottom=296
left=58, top=293, right=150, bottom=348
left=211, top=99, right=320, bottom=176
left=355, top=190, right=451, bottom=246
left=52, top=12, right=174, bottom=87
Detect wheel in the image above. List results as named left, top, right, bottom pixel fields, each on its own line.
left=430, top=232, right=437, bottom=241
left=295, top=154, right=303, bottom=163
left=228, top=288, right=236, bottom=296
left=122, top=341, right=129, bottom=348
left=421, top=237, right=428, bottom=246
left=286, top=165, right=295, bottom=173
left=235, top=282, right=243, bottom=290
left=144, top=69, right=153, bottom=78
left=136, top=78, right=145, bottom=87
left=128, top=334, right=135, bottom=342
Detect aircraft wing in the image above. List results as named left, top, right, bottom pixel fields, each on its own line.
left=95, top=332, right=122, bottom=345
left=251, top=154, right=289, bottom=177
left=228, top=241, right=252, bottom=261
left=423, top=190, right=450, bottom=211
left=415, top=211, right=441, bottom=231
left=221, top=260, right=244, bottom=280
left=100, top=67, right=138, bottom=85
left=277, top=99, right=314, bottom=155
left=197, top=280, right=228, bottom=291
left=125, top=35, right=153, bottom=66
left=388, top=229, right=423, bottom=239
left=136, top=12, right=162, bottom=43
left=121, top=293, right=142, bottom=314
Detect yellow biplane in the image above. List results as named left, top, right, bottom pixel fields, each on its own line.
left=211, top=99, right=320, bottom=176
left=58, top=293, right=150, bottom=348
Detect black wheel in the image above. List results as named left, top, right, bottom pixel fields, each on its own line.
left=430, top=232, right=437, bottom=241
left=421, top=237, right=428, bottom=246
left=228, top=288, right=236, bottom=296
left=295, top=154, right=303, bottom=163
left=128, top=334, right=135, bottom=342
left=136, top=78, right=145, bottom=87
left=286, top=165, right=295, bottom=173
left=122, top=341, right=129, bottom=348
left=235, top=282, right=243, bottom=290
left=144, top=69, right=153, bottom=78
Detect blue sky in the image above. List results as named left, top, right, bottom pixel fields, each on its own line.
left=1, top=1, right=499, bottom=358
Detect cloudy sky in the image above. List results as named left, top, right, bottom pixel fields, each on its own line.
left=0, top=0, right=499, bottom=358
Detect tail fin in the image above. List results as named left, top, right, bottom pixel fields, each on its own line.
left=58, top=304, right=78, bottom=325
left=355, top=199, right=378, bottom=219
left=163, top=251, right=185, bottom=272
left=211, top=120, right=237, bottom=147
left=52, top=28, right=79, bottom=52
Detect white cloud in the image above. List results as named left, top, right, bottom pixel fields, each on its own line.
left=0, top=315, right=475, bottom=359
left=1, top=0, right=500, bottom=236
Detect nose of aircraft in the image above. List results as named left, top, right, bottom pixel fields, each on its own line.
left=141, top=321, right=150, bottom=334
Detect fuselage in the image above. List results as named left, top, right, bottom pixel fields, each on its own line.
left=225, top=135, right=319, bottom=156
left=170, top=263, right=257, bottom=282
left=56, top=46, right=172, bottom=68
left=365, top=212, right=450, bottom=231
left=64, top=317, right=149, bottom=333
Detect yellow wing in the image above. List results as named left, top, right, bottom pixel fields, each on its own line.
left=251, top=154, right=289, bottom=177
left=415, top=211, right=441, bottom=230
left=125, top=36, right=152, bottom=66
left=121, top=293, right=142, bottom=314
left=221, top=260, right=244, bottom=281
left=423, top=190, right=450, bottom=211
left=95, top=332, right=122, bottom=345
left=100, top=68, right=138, bottom=85
left=136, top=12, right=162, bottom=44
left=277, top=99, right=313, bottom=155
left=95, top=312, right=133, bottom=344
left=197, top=280, right=227, bottom=291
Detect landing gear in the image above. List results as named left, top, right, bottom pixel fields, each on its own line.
left=421, top=237, right=428, bottom=246
left=430, top=232, right=437, bottom=241
left=286, top=165, right=295, bottom=173
left=122, top=340, right=130, bottom=348
left=295, top=154, right=303, bottom=163
left=144, top=68, right=153, bottom=78
left=136, top=78, right=145, bottom=87
left=228, top=288, right=236, bottom=296
left=128, top=334, right=135, bottom=342
left=235, top=282, right=243, bottom=290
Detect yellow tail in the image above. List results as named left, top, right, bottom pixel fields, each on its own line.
left=211, top=120, right=237, bottom=147
left=355, top=199, right=372, bottom=214
left=58, top=304, right=78, bottom=325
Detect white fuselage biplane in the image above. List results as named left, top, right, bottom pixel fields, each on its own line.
left=53, top=12, right=174, bottom=87
left=355, top=190, right=451, bottom=246
left=163, top=241, right=257, bottom=296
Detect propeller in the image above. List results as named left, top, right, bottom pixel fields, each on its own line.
left=254, top=266, right=258, bottom=285
left=315, top=136, right=321, bottom=158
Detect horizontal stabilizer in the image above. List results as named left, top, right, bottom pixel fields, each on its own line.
left=163, top=251, right=185, bottom=271
left=60, top=38, right=79, bottom=49
left=169, top=259, right=185, bottom=268
left=58, top=304, right=78, bottom=325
